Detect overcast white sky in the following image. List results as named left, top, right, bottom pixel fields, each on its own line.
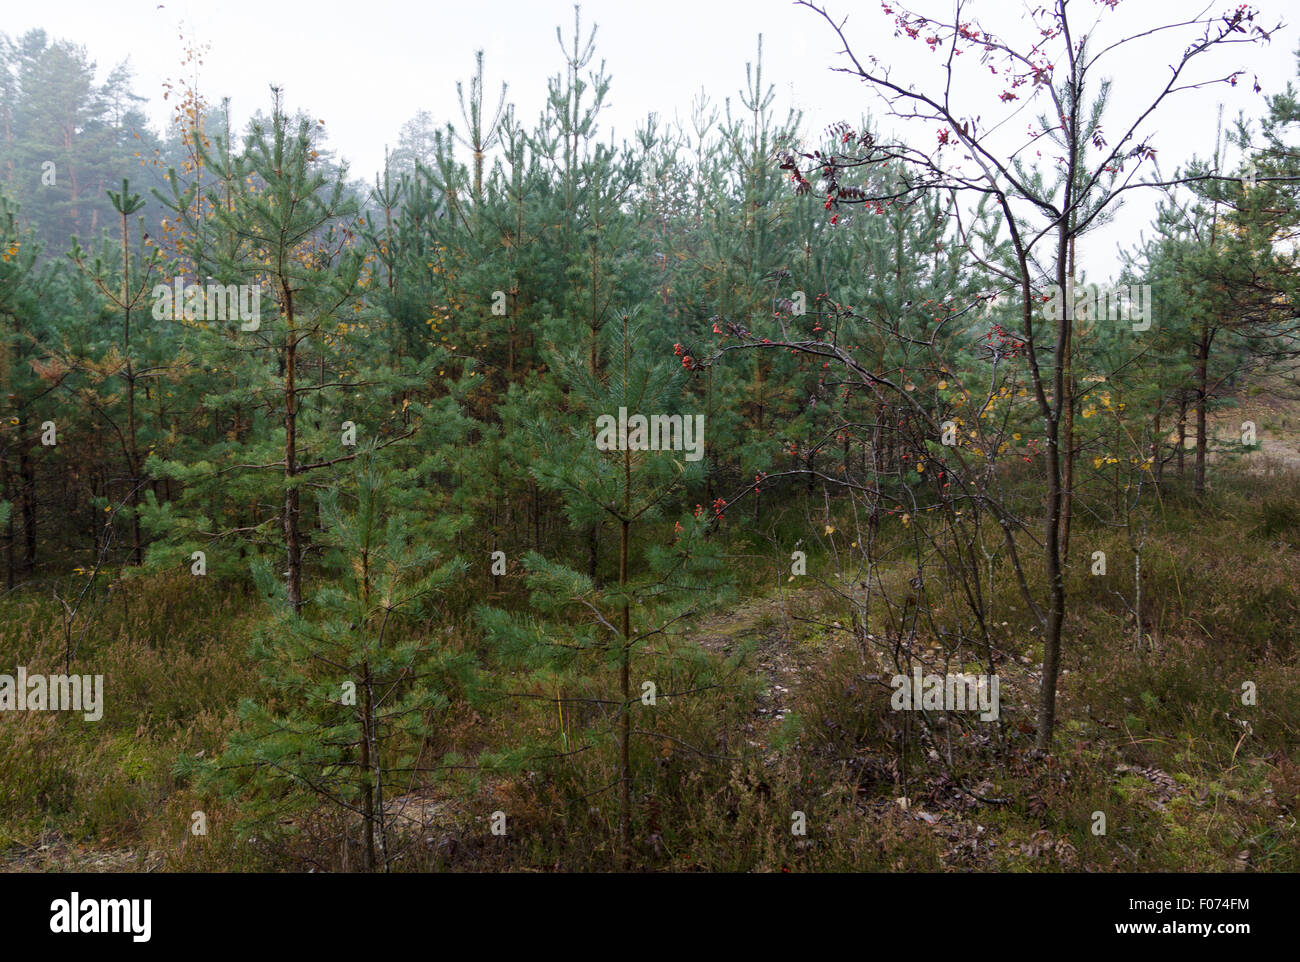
left=7, top=0, right=1298, bottom=281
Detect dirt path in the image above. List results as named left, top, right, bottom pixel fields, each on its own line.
left=689, top=589, right=825, bottom=728
left=1206, top=389, right=1300, bottom=472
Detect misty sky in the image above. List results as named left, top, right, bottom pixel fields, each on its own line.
left=8, top=0, right=1299, bottom=282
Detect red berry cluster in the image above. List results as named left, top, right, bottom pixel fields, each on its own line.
left=983, top=324, right=1025, bottom=357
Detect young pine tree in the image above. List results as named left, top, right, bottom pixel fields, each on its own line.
left=480, top=309, right=728, bottom=868
left=183, top=445, right=469, bottom=872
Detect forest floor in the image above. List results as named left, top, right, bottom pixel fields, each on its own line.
left=1, top=388, right=1297, bottom=872
left=678, top=574, right=1290, bottom=872
left=1208, top=377, right=1300, bottom=471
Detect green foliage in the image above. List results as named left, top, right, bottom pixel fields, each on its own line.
left=0, top=8, right=1297, bottom=875
left=182, top=447, right=469, bottom=870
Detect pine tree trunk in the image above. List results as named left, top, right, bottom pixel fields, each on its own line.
left=1152, top=409, right=1163, bottom=486
left=618, top=439, right=632, bottom=869
left=122, top=208, right=142, bottom=566
left=2, top=457, right=12, bottom=589
left=282, top=281, right=303, bottom=615
left=1194, top=325, right=1210, bottom=495
left=1177, top=396, right=1187, bottom=479
left=19, top=413, right=35, bottom=574
left=360, top=657, right=376, bottom=873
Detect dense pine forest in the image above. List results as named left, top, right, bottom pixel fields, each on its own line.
left=0, top=1, right=1297, bottom=877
